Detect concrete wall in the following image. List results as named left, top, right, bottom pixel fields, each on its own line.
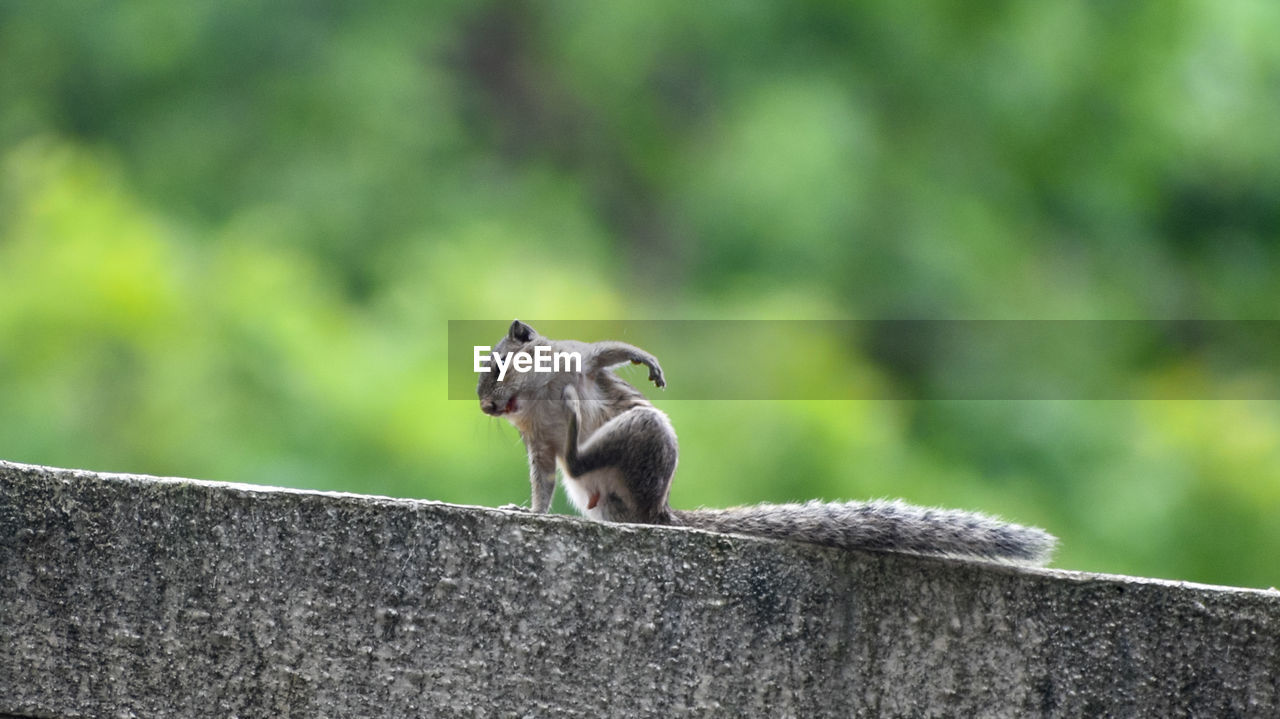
left=2, top=459, right=1278, bottom=718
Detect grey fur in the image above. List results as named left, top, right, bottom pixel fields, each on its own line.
left=669, top=501, right=1056, bottom=564
left=477, top=320, right=671, bottom=517
left=479, top=320, right=1057, bottom=565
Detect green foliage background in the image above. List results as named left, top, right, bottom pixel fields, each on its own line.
left=2, top=2, right=1278, bottom=587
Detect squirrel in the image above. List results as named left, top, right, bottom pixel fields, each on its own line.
left=477, top=319, right=1056, bottom=565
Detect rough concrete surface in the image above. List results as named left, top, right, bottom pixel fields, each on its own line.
left=2, top=460, right=1278, bottom=718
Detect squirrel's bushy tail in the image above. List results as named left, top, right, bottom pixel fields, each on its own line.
left=670, top=499, right=1056, bottom=565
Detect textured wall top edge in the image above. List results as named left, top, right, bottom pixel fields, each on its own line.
left=2, top=459, right=1278, bottom=719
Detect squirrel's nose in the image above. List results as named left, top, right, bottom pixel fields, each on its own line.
left=480, top=399, right=498, bottom=415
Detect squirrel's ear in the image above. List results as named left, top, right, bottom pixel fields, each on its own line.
left=509, top=319, right=535, bottom=342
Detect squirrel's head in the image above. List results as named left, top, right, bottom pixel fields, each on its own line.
left=476, top=319, right=542, bottom=417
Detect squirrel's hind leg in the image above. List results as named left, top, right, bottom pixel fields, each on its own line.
left=562, top=409, right=676, bottom=525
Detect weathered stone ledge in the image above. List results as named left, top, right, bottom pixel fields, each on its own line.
left=2, top=459, right=1277, bottom=718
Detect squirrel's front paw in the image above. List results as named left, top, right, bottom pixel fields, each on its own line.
left=649, top=366, right=666, bottom=388
left=633, top=359, right=666, bottom=388
left=498, top=503, right=530, bottom=512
